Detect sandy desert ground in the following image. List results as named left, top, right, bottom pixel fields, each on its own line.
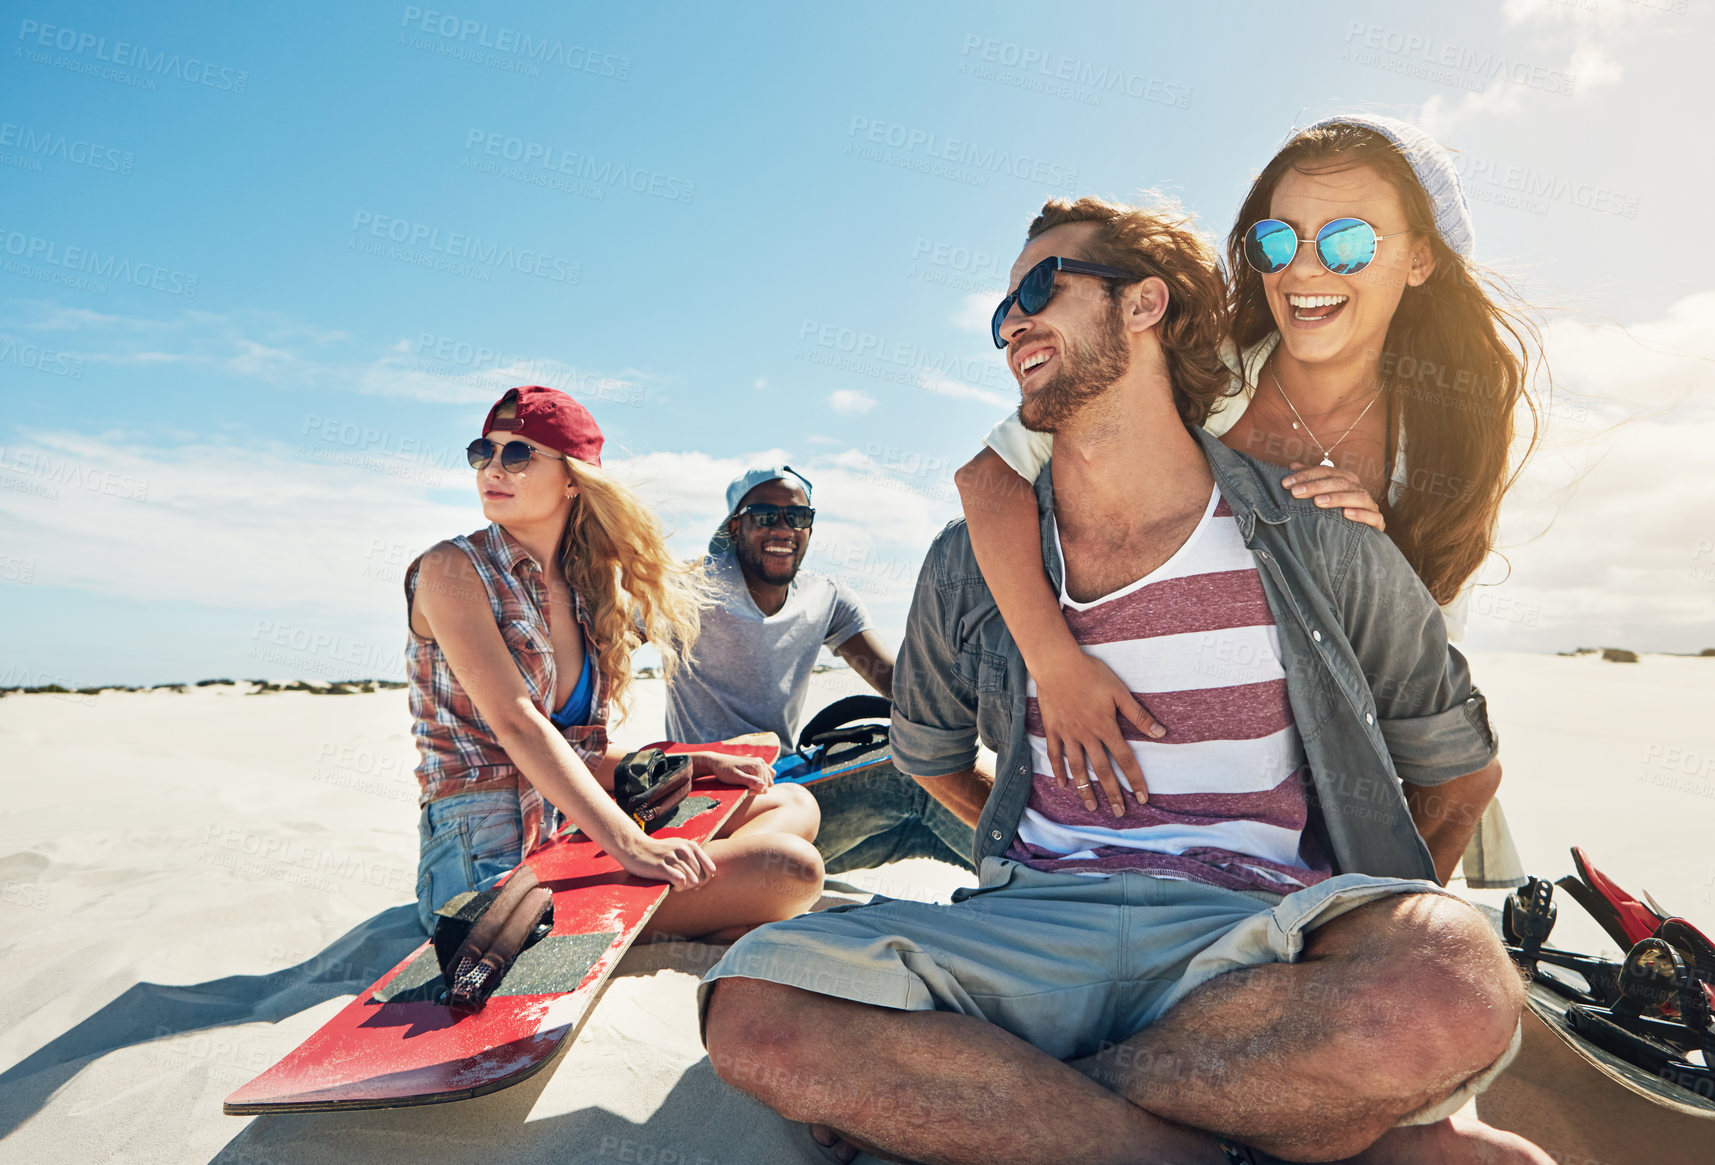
left=1, top=653, right=1710, bottom=1163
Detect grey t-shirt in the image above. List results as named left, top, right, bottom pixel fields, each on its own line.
left=666, top=548, right=874, bottom=745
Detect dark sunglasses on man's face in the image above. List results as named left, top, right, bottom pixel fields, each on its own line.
left=467, top=438, right=554, bottom=473
left=737, top=503, right=815, bottom=530
left=990, top=255, right=1143, bottom=349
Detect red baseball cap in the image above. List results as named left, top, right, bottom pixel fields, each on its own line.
left=482, top=386, right=604, bottom=467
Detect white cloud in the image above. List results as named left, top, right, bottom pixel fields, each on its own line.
left=1419, top=0, right=1630, bottom=138
left=919, top=372, right=1014, bottom=412
left=827, top=389, right=876, bottom=415
left=352, top=348, right=508, bottom=404
left=354, top=345, right=641, bottom=407
left=0, top=431, right=952, bottom=649
left=1464, top=292, right=1715, bottom=651
left=81, top=350, right=193, bottom=366
left=10, top=300, right=644, bottom=410
left=825, top=448, right=872, bottom=470
left=11, top=303, right=343, bottom=371
left=228, top=339, right=300, bottom=379
left=0, top=430, right=469, bottom=619
left=355, top=349, right=647, bottom=407
left=953, top=291, right=994, bottom=334
left=19, top=305, right=167, bottom=332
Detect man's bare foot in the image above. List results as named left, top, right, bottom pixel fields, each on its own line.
left=1350, top=1115, right=1554, bottom=1165
left=807, top=1122, right=916, bottom=1164
left=808, top=1123, right=860, bottom=1163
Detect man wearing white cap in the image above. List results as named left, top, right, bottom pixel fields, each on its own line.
left=667, top=465, right=976, bottom=872
left=667, top=464, right=890, bottom=744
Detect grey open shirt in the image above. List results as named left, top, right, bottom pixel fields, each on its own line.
left=889, top=428, right=1498, bottom=882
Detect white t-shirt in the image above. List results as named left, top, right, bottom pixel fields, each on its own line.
left=982, top=332, right=1470, bottom=639
left=665, top=548, right=874, bottom=745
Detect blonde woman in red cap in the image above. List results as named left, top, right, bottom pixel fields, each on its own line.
left=407, top=385, right=824, bottom=939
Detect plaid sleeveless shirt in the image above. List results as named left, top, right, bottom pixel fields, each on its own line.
left=405, top=523, right=610, bottom=854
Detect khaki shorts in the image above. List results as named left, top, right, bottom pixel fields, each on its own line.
left=699, top=856, right=1518, bottom=1125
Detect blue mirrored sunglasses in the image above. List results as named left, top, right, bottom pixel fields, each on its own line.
left=1241, top=217, right=1410, bottom=277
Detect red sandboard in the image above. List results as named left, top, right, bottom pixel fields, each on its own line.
left=224, top=741, right=771, bottom=1114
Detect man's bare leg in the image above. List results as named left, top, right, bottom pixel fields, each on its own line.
left=704, top=976, right=1227, bottom=1165
left=1068, top=893, right=1532, bottom=1161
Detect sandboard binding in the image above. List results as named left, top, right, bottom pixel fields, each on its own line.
left=1500, top=849, right=1715, bottom=1118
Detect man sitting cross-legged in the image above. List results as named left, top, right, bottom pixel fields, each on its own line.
left=698, top=197, right=1548, bottom=1164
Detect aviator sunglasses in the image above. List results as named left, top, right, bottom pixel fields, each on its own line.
left=467, top=438, right=555, bottom=473
left=736, top=502, right=815, bottom=530
left=990, top=255, right=1143, bottom=349
left=1242, top=217, right=1410, bottom=277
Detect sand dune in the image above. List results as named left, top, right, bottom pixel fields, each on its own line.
left=0, top=655, right=1709, bottom=1163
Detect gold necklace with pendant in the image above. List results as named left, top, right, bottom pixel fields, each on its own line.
left=1268, top=367, right=1384, bottom=469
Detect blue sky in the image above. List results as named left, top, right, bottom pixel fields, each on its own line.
left=2, top=0, right=1713, bottom=686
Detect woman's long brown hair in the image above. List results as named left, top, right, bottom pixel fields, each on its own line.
left=1228, top=123, right=1544, bottom=605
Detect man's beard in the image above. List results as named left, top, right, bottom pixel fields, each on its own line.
left=1018, top=297, right=1131, bottom=432
left=735, top=538, right=799, bottom=586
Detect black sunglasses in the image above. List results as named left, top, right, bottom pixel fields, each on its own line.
left=736, top=503, right=815, bottom=530
left=467, top=438, right=554, bottom=473
left=990, top=255, right=1143, bottom=348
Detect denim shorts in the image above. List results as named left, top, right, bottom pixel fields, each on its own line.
left=699, top=859, right=1519, bottom=1125
left=415, top=790, right=525, bottom=934
left=699, top=857, right=1452, bottom=1061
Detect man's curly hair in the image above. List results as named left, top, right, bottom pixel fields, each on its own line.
left=1027, top=195, right=1234, bottom=428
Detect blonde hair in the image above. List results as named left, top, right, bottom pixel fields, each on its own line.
left=558, top=457, right=708, bottom=717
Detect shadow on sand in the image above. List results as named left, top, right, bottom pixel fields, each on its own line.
left=208, top=1058, right=832, bottom=1165
left=204, top=939, right=840, bottom=1165
left=0, top=904, right=425, bottom=1142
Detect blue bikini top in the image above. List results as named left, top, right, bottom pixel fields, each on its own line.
left=547, top=649, right=596, bottom=729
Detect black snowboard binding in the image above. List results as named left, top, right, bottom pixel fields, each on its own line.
left=1501, top=851, right=1715, bottom=1097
